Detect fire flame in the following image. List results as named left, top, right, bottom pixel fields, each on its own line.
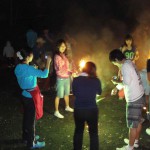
left=79, top=59, right=86, bottom=69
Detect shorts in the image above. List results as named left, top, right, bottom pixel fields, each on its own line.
left=126, top=95, right=144, bottom=128
left=56, top=78, right=70, bottom=98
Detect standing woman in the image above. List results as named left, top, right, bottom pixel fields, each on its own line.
left=120, top=34, right=139, bottom=63
left=14, top=48, right=51, bottom=149
left=72, top=62, right=102, bottom=150
left=54, top=39, right=74, bottom=119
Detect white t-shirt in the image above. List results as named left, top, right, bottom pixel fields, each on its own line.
left=3, top=42, right=14, bottom=58
left=121, top=60, right=144, bottom=102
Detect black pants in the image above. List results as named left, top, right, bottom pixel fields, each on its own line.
left=73, top=108, right=99, bottom=150
left=22, top=96, right=35, bottom=147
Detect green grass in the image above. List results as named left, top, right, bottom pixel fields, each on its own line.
left=0, top=68, right=150, bottom=150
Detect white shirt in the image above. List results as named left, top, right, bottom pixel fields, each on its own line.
left=121, top=60, right=144, bottom=102
left=3, top=41, right=15, bottom=58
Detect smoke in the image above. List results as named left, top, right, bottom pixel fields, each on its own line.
left=60, top=0, right=150, bottom=90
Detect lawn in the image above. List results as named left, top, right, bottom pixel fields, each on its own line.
left=0, top=67, right=150, bottom=150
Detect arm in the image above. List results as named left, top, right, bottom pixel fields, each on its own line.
left=28, top=56, right=51, bottom=78
left=134, top=50, right=139, bottom=61
left=97, top=79, right=102, bottom=95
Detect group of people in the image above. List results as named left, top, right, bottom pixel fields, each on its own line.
left=110, top=34, right=150, bottom=150
left=13, top=32, right=150, bottom=150
left=14, top=37, right=101, bottom=150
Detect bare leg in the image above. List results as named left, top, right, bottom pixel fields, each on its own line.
left=129, top=128, right=136, bottom=146
left=55, top=96, right=60, bottom=111
left=129, top=123, right=142, bottom=146
left=64, top=95, right=69, bottom=107
left=145, top=95, right=149, bottom=111
left=135, top=123, right=142, bottom=140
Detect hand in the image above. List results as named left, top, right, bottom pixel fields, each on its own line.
left=111, top=87, right=118, bottom=95
left=72, top=72, right=78, bottom=78
left=111, top=79, right=118, bottom=85
left=33, top=64, right=38, bottom=69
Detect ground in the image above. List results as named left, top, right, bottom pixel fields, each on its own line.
left=0, top=66, right=150, bottom=150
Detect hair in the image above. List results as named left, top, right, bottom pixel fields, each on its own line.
left=82, top=61, right=97, bottom=77
left=109, top=49, right=125, bottom=62
left=55, top=39, right=67, bottom=56
left=16, top=47, right=33, bottom=63
left=124, top=34, right=134, bottom=47
left=147, top=59, right=150, bottom=72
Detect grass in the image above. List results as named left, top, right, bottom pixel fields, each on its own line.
left=0, top=67, right=150, bottom=150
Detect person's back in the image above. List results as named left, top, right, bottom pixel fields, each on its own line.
left=72, top=62, right=101, bottom=150
left=122, top=60, right=144, bottom=102
left=73, top=76, right=101, bottom=108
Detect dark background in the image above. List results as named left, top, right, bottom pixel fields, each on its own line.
left=0, top=0, right=150, bottom=44
left=1, top=0, right=150, bottom=71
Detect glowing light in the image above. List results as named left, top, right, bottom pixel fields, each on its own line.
left=148, top=49, right=150, bottom=59
left=143, top=106, right=146, bottom=110
left=79, top=59, right=86, bottom=69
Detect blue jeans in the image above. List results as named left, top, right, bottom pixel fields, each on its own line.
left=73, top=108, right=99, bottom=150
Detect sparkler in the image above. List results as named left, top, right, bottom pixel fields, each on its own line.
left=79, top=59, right=86, bottom=70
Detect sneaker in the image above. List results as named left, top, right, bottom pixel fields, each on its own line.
left=146, top=128, right=150, bottom=135
left=30, top=141, right=45, bottom=149
left=124, top=138, right=139, bottom=148
left=116, top=145, right=134, bottom=150
left=65, top=106, right=74, bottom=112
left=54, top=111, right=64, bottom=118
left=23, top=135, right=40, bottom=144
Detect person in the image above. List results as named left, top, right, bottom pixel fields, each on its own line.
left=113, top=34, right=140, bottom=100
left=111, top=68, right=125, bottom=100
left=64, top=33, right=77, bottom=95
left=33, top=37, right=46, bottom=63
left=145, top=59, right=150, bottom=136
left=41, top=28, right=54, bottom=55
left=109, top=49, right=144, bottom=150
left=72, top=61, right=102, bottom=150
left=26, top=28, right=38, bottom=48
left=3, top=41, right=15, bottom=67
left=54, top=39, right=74, bottom=119
left=120, top=34, right=139, bottom=63
left=14, top=48, right=51, bottom=149
left=139, top=69, right=150, bottom=111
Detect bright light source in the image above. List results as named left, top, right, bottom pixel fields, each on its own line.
left=79, top=59, right=86, bottom=69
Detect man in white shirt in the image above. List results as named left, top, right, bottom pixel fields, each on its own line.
left=3, top=41, right=15, bottom=67
left=109, top=49, right=144, bottom=150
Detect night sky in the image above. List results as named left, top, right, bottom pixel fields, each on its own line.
left=1, top=0, right=150, bottom=70
left=1, top=0, right=150, bottom=87
left=1, top=0, right=150, bottom=34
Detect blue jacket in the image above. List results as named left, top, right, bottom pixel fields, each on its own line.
left=14, top=64, right=49, bottom=98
